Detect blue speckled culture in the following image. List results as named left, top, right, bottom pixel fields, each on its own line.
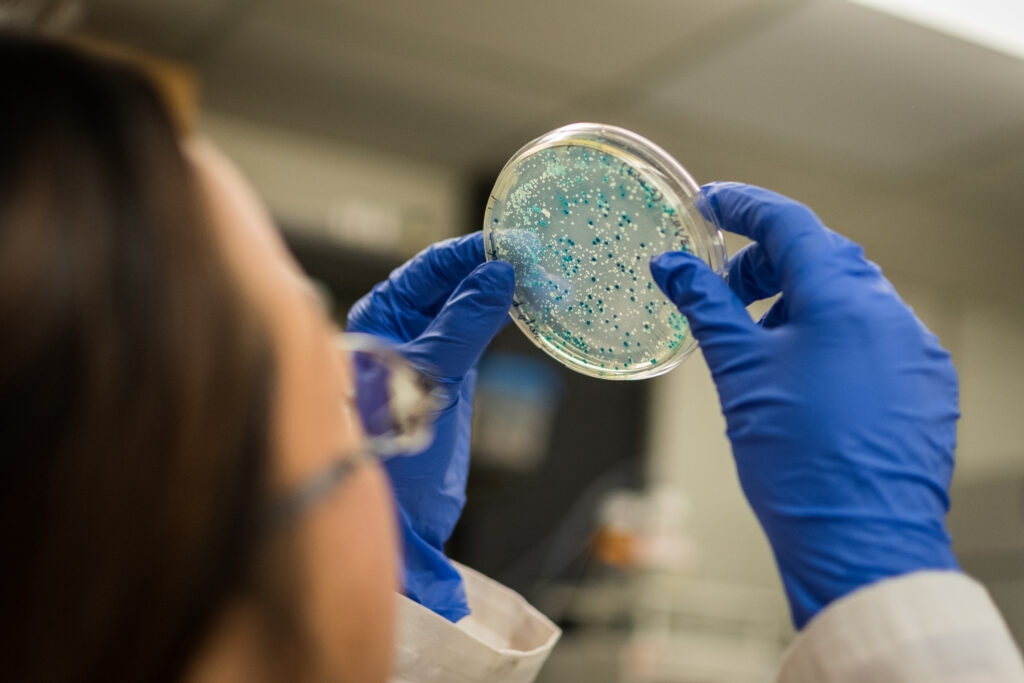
left=484, top=124, right=726, bottom=380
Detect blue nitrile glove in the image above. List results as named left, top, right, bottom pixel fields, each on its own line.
left=347, top=233, right=514, bottom=622
left=650, top=182, right=960, bottom=629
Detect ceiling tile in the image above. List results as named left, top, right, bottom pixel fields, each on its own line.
left=200, top=2, right=569, bottom=165
left=326, top=0, right=760, bottom=84
left=641, top=0, right=1024, bottom=174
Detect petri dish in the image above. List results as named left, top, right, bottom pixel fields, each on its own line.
left=483, top=123, right=727, bottom=380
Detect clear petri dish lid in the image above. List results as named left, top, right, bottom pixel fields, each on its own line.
left=483, top=123, right=727, bottom=380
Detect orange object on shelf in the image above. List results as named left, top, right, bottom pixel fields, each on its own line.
left=593, top=526, right=640, bottom=568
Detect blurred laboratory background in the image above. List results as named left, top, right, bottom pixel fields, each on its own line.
left=16, top=0, right=1024, bottom=680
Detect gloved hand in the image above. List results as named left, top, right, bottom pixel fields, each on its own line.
left=347, top=233, right=514, bottom=622
left=650, top=182, right=960, bottom=629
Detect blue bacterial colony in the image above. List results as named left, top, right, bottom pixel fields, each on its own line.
left=484, top=143, right=699, bottom=378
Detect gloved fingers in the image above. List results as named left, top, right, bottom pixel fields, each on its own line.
left=402, top=260, right=515, bottom=380
left=702, top=182, right=839, bottom=301
left=651, top=251, right=758, bottom=367
left=757, top=294, right=788, bottom=329
left=395, top=507, right=471, bottom=623
left=726, top=242, right=781, bottom=305
left=348, top=233, right=486, bottom=336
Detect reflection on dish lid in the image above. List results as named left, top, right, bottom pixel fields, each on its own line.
left=484, top=123, right=726, bottom=380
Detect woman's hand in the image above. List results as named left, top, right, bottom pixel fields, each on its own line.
left=651, top=183, right=960, bottom=628
left=348, top=232, right=514, bottom=622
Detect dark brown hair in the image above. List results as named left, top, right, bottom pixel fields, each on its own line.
left=0, top=32, right=278, bottom=682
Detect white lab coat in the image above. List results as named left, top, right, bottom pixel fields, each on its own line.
left=391, top=565, right=1024, bottom=683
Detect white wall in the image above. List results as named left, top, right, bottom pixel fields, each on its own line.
left=956, top=300, right=1024, bottom=480
left=199, top=110, right=465, bottom=256
left=644, top=293, right=781, bottom=592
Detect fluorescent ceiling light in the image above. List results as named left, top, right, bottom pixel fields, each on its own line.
left=846, top=0, right=1024, bottom=61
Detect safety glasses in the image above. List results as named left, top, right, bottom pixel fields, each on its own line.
left=272, top=332, right=446, bottom=525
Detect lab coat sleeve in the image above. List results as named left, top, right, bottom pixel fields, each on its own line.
left=777, top=570, right=1024, bottom=683
left=391, top=561, right=561, bottom=683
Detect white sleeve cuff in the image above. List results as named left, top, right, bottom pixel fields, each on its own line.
left=391, top=561, right=561, bottom=683
left=777, top=571, right=1024, bottom=683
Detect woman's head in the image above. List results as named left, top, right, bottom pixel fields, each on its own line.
left=0, top=32, right=397, bottom=682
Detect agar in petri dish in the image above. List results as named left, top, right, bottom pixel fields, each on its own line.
left=483, top=123, right=727, bottom=380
